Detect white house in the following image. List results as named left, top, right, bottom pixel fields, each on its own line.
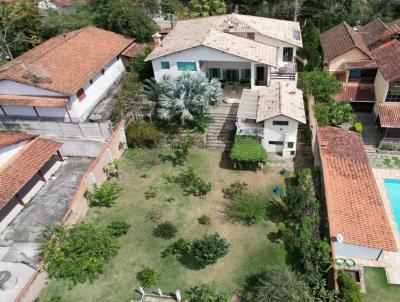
left=0, top=26, right=134, bottom=122
left=146, top=14, right=302, bottom=101
left=236, top=82, right=305, bottom=157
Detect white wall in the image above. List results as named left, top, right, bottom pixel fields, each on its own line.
left=0, top=105, right=36, bottom=117
left=262, top=114, right=298, bottom=157
left=0, top=80, right=64, bottom=96
left=334, top=241, right=382, bottom=260
left=374, top=70, right=390, bottom=103
left=0, top=141, right=28, bottom=166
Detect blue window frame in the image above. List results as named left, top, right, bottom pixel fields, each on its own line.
left=161, top=61, right=170, bottom=69
left=177, top=62, right=197, bottom=71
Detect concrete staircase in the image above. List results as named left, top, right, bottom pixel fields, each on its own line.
left=206, top=104, right=238, bottom=149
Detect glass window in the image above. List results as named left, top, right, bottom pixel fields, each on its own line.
left=177, top=62, right=197, bottom=71
left=287, top=142, right=294, bottom=148
left=269, top=141, right=284, bottom=145
left=208, top=68, right=221, bottom=78
left=272, top=120, right=289, bottom=126
left=247, top=32, right=255, bottom=40
left=224, top=69, right=239, bottom=82
left=283, top=47, right=293, bottom=62
left=241, top=69, right=251, bottom=80
left=161, top=61, right=170, bottom=69
left=387, top=81, right=400, bottom=102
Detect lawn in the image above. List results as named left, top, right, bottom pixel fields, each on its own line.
left=39, top=148, right=288, bottom=302
left=362, top=267, right=400, bottom=302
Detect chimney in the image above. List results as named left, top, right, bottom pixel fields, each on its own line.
left=152, top=33, right=162, bottom=47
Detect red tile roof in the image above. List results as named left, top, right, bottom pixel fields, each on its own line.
left=321, top=22, right=372, bottom=62
left=318, top=127, right=397, bottom=252
left=335, top=82, right=375, bottom=102
left=360, top=19, right=388, bottom=47
left=344, top=59, right=377, bottom=69
left=0, top=26, right=134, bottom=95
left=378, top=102, right=400, bottom=127
left=371, top=39, right=400, bottom=82
left=0, top=132, right=37, bottom=149
left=121, top=42, right=148, bottom=58
left=0, top=94, right=69, bottom=107
left=0, top=136, right=62, bottom=207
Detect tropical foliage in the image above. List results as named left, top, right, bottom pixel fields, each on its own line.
left=85, top=181, right=122, bottom=208
left=298, top=70, right=341, bottom=102
left=338, top=272, right=362, bottom=302
left=230, top=137, right=267, bottom=168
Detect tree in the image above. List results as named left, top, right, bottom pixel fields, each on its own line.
left=0, top=2, right=42, bottom=59
left=298, top=70, right=341, bottom=102
left=137, top=267, right=160, bottom=288
left=244, top=266, right=313, bottom=302
left=301, top=19, right=321, bottom=71
left=41, top=223, right=120, bottom=285
left=188, top=283, right=228, bottom=302
left=189, top=233, right=229, bottom=268
left=189, top=0, right=227, bottom=17
left=338, top=272, right=361, bottom=302
left=153, top=72, right=224, bottom=124
left=130, top=45, right=154, bottom=81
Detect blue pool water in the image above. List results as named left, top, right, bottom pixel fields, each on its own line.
left=384, top=179, right=400, bottom=230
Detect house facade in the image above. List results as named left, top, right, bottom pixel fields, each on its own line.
left=0, top=132, right=63, bottom=231
left=0, top=26, right=134, bottom=122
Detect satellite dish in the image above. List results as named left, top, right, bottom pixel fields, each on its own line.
left=336, top=234, right=344, bottom=243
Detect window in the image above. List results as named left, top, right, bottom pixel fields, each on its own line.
left=287, top=142, right=294, bottom=148
left=269, top=141, right=284, bottom=145
left=208, top=68, right=220, bottom=78
left=247, top=32, right=255, bottom=40
left=283, top=47, right=293, bottom=62
left=101, top=69, right=105, bottom=75
left=290, top=151, right=295, bottom=155
left=241, top=69, right=251, bottom=80
left=90, top=79, right=93, bottom=84
left=386, top=80, right=400, bottom=102
left=224, top=69, right=239, bottom=82
left=77, top=88, right=86, bottom=101
left=273, top=120, right=289, bottom=126
left=177, top=62, right=197, bottom=71
left=161, top=61, right=170, bottom=69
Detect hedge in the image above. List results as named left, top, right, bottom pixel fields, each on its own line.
left=230, top=137, right=267, bottom=164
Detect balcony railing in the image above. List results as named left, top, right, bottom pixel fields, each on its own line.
left=236, top=124, right=264, bottom=136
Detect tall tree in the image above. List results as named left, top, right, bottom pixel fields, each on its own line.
left=189, top=0, right=227, bottom=17
left=301, top=19, right=321, bottom=71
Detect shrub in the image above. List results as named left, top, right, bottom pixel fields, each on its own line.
left=230, top=137, right=267, bottom=168
left=162, top=238, right=191, bottom=258
left=189, top=233, right=230, bottom=268
left=298, top=70, right=341, bottom=102
left=130, top=46, right=154, bottom=81
left=380, top=143, right=396, bottom=151
left=103, top=160, right=120, bottom=179
left=338, top=272, right=361, bottom=302
left=222, top=181, right=248, bottom=200
left=125, top=121, right=163, bottom=148
left=169, top=135, right=195, bottom=165
left=144, top=186, right=157, bottom=199
left=198, top=215, right=211, bottom=225
left=174, top=167, right=211, bottom=196
left=107, top=220, right=131, bottom=237
left=41, top=223, right=120, bottom=285
left=153, top=221, right=178, bottom=239
left=188, top=283, right=228, bottom=302
left=147, top=208, right=163, bottom=223
left=229, top=193, right=266, bottom=225
left=354, top=122, right=363, bottom=133
left=313, top=101, right=355, bottom=126
left=85, top=181, right=122, bottom=207
left=190, top=115, right=213, bottom=133
left=313, top=102, right=330, bottom=127
left=137, top=267, right=159, bottom=288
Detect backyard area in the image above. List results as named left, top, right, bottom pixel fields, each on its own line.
left=39, top=148, right=288, bottom=301
left=363, top=267, right=400, bottom=302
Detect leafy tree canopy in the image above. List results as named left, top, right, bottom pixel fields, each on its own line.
left=189, top=0, right=227, bottom=17
left=298, top=70, right=341, bottom=102
left=188, top=283, right=228, bottom=302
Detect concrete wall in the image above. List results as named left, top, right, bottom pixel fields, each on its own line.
left=0, top=140, right=28, bottom=166
left=0, top=80, right=64, bottom=96
left=261, top=114, right=299, bottom=157
left=374, top=70, right=390, bottom=102
left=327, top=48, right=370, bottom=73
left=334, top=241, right=382, bottom=260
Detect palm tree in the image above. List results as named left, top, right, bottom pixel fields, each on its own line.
left=146, top=72, right=223, bottom=124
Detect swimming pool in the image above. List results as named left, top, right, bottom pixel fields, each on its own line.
left=384, top=179, right=400, bottom=230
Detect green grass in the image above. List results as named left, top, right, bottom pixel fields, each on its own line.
left=362, top=267, right=400, bottom=302
left=39, top=148, right=287, bottom=302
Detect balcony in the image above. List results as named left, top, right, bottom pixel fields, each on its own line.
left=236, top=123, right=263, bottom=136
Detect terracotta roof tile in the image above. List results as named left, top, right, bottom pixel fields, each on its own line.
left=371, top=39, right=400, bottom=82
left=121, top=42, right=148, bottom=58
left=0, top=94, right=68, bottom=107
left=378, top=102, right=400, bottom=127
left=321, top=22, right=371, bottom=62
left=0, top=137, right=62, bottom=207
left=0, top=132, right=37, bottom=149
left=318, top=127, right=397, bottom=252
left=344, top=59, right=377, bottom=69
left=359, top=19, right=388, bottom=46
left=335, top=82, right=375, bottom=102
left=0, top=26, right=134, bottom=95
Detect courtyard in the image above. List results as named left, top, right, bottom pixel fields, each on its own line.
left=39, top=148, right=290, bottom=301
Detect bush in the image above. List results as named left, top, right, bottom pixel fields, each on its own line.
left=338, top=272, right=361, bottom=302
left=41, top=223, right=120, bottom=285
left=103, top=160, right=120, bottom=179
left=189, top=233, right=230, bottom=268
left=137, top=267, right=159, bottom=288
left=198, top=215, right=211, bottom=225
left=147, top=208, right=163, bottom=223
left=169, top=135, right=195, bottom=165
left=230, top=137, right=267, bottom=168
left=313, top=101, right=355, bottom=126
left=298, top=70, right=341, bottom=102
left=380, top=143, right=396, bottom=151
left=153, top=221, right=178, bottom=239
left=354, top=122, right=363, bottom=133
left=313, top=103, right=330, bottom=127
left=130, top=46, right=154, bottom=81
left=174, top=167, right=211, bottom=196
left=107, top=220, right=131, bottom=237
left=229, top=193, right=266, bottom=225
left=161, top=238, right=191, bottom=258
left=125, top=121, right=163, bottom=148
left=144, top=186, right=157, bottom=199
left=188, top=283, right=228, bottom=302
left=222, top=181, right=248, bottom=200
left=85, top=181, right=122, bottom=207
left=190, top=115, right=213, bottom=133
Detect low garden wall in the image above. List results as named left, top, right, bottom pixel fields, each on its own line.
left=15, top=119, right=128, bottom=302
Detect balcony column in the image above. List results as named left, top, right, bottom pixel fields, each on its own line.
left=250, top=62, right=256, bottom=89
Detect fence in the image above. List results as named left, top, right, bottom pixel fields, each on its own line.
left=15, top=119, right=127, bottom=302
left=0, top=119, right=113, bottom=139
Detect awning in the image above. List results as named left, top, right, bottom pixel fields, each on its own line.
left=344, top=60, right=377, bottom=70
left=0, top=95, right=69, bottom=107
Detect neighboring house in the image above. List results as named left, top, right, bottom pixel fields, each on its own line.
left=317, top=126, right=397, bottom=260
left=146, top=13, right=303, bottom=101
left=237, top=82, right=305, bottom=157
left=0, top=26, right=134, bottom=122
left=0, top=132, right=63, bottom=231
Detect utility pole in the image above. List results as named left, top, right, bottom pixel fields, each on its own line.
left=294, top=0, right=299, bottom=22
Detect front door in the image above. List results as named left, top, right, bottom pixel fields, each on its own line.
left=256, top=66, right=264, bottom=84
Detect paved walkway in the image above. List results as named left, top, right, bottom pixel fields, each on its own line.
left=355, top=112, right=379, bottom=147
